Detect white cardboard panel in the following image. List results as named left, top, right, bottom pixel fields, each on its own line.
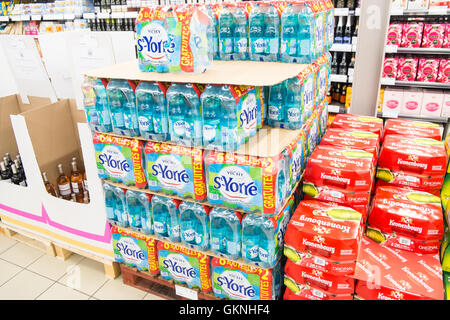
left=64, top=31, right=116, bottom=110
left=109, top=31, right=137, bottom=64
left=0, top=35, right=57, bottom=104
left=7, top=111, right=113, bottom=260
left=38, top=33, right=76, bottom=99
left=0, top=42, right=19, bottom=97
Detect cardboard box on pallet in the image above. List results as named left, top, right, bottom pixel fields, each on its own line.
left=329, top=114, right=384, bottom=138
left=376, top=135, right=447, bottom=191
left=382, top=118, right=443, bottom=142
left=354, top=236, right=444, bottom=300
left=302, top=144, right=375, bottom=208
left=366, top=185, right=443, bottom=254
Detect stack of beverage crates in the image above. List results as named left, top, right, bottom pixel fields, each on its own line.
left=84, top=0, right=334, bottom=301
left=366, top=118, right=446, bottom=255
left=282, top=114, right=383, bottom=300
left=134, top=0, right=335, bottom=73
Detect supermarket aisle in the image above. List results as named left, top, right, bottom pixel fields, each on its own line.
left=0, top=234, right=164, bottom=300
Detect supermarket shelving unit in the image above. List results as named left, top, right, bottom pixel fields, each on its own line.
left=376, top=3, right=450, bottom=127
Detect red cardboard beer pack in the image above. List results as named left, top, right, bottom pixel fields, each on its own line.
left=320, top=128, right=380, bottom=160
left=284, top=242, right=358, bottom=276
left=375, top=179, right=441, bottom=197
left=302, top=195, right=369, bottom=220
left=284, top=259, right=355, bottom=295
left=382, top=118, right=442, bottom=142
left=366, top=186, right=443, bottom=254
left=284, top=200, right=363, bottom=263
left=329, top=114, right=384, bottom=138
left=376, top=135, right=447, bottom=190
left=302, top=145, right=375, bottom=206
left=354, top=236, right=444, bottom=300
left=283, top=286, right=353, bottom=300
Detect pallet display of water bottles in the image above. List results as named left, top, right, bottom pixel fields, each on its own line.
left=77, top=0, right=336, bottom=301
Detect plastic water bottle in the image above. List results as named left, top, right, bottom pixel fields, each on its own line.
left=210, top=211, right=227, bottom=255
left=258, top=216, right=277, bottom=268
left=136, top=81, right=168, bottom=141
left=298, top=3, right=315, bottom=64
left=138, top=192, right=153, bottom=235
left=219, top=5, right=235, bottom=61
left=92, top=79, right=112, bottom=132
left=265, top=4, right=280, bottom=62
left=249, top=3, right=266, bottom=61
left=167, top=83, right=202, bottom=147
left=113, top=186, right=128, bottom=228
left=233, top=5, right=248, bottom=61
left=280, top=4, right=299, bottom=63
left=107, top=79, right=139, bottom=137
left=180, top=202, right=209, bottom=250
left=210, top=208, right=241, bottom=260
left=126, top=190, right=143, bottom=231
left=242, top=213, right=260, bottom=263
left=201, top=84, right=223, bottom=149
left=284, top=77, right=304, bottom=129
left=103, top=183, right=117, bottom=223
left=221, top=85, right=241, bottom=151
left=151, top=195, right=180, bottom=242
left=267, top=81, right=286, bottom=128
left=206, top=5, right=219, bottom=60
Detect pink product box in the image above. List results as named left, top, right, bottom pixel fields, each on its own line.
left=400, top=88, right=424, bottom=115
left=382, top=88, right=404, bottom=113
left=386, top=24, right=403, bottom=46
left=442, top=94, right=450, bottom=117
left=429, top=0, right=450, bottom=7
left=420, top=89, right=444, bottom=117
left=422, top=24, right=445, bottom=48
left=417, top=58, right=440, bottom=82
left=444, top=24, right=450, bottom=48
left=396, top=57, right=418, bottom=81
left=401, top=23, right=424, bottom=48
left=407, top=0, right=429, bottom=9
left=391, top=0, right=408, bottom=8
left=438, top=59, right=450, bottom=83
left=383, top=57, right=398, bottom=79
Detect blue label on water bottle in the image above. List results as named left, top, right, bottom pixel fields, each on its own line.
left=113, top=112, right=124, bottom=128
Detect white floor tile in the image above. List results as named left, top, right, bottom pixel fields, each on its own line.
left=0, top=234, right=18, bottom=254
left=36, top=282, right=90, bottom=300
left=0, top=242, right=44, bottom=268
left=143, top=293, right=166, bottom=300
left=28, top=253, right=84, bottom=281
left=0, top=269, right=54, bottom=300
left=93, top=275, right=147, bottom=300
left=58, top=258, right=108, bottom=296
left=0, top=258, right=22, bottom=286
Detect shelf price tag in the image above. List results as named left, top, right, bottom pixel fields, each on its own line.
left=64, top=13, right=75, bottom=20
left=175, top=285, right=198, bottom=300
left=390, top=8, right=404, bottom=15
left=83, top=12, right=96, bottom=19
left=330, top=74, right=348, bottom=83
left=385, top=45, right=398, bottom=53
left=334, top=8, right=349, bottom=16
left=382, top=110, right=399, bottom=118
left=125, top=11, right=138, bottom=18
left=11, top=15, right=21, bottom=21
left=331, top=43, right=352, bottom=52
left=0, top=16, right=9, bottom=22
left=381, top=77, right=395, bottom=86
left=328, top=105, right=341, bottom=113
left=20, top=15, right=30, bottom=21
left=31, top=15, right=41, bottom=20
left=355, top=8, right=360, bottom=16
left=428, top=6, right=447, bottom=15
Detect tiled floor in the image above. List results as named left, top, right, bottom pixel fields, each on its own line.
left=0, top=233, right=165, bottom=300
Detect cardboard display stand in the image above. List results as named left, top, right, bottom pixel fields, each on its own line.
left=1, top=96, right=114, bottom=260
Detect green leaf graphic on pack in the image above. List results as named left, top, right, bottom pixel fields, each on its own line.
left=406, top=192, right=441, bottom=204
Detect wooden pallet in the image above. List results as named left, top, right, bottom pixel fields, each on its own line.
left=0, top=221, right=120, bottom=279
left=120, top=264, right=221, bottom=300
left=0, top=221, right=56, bottom=257
left=52, top=242, right=121, bottom=279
